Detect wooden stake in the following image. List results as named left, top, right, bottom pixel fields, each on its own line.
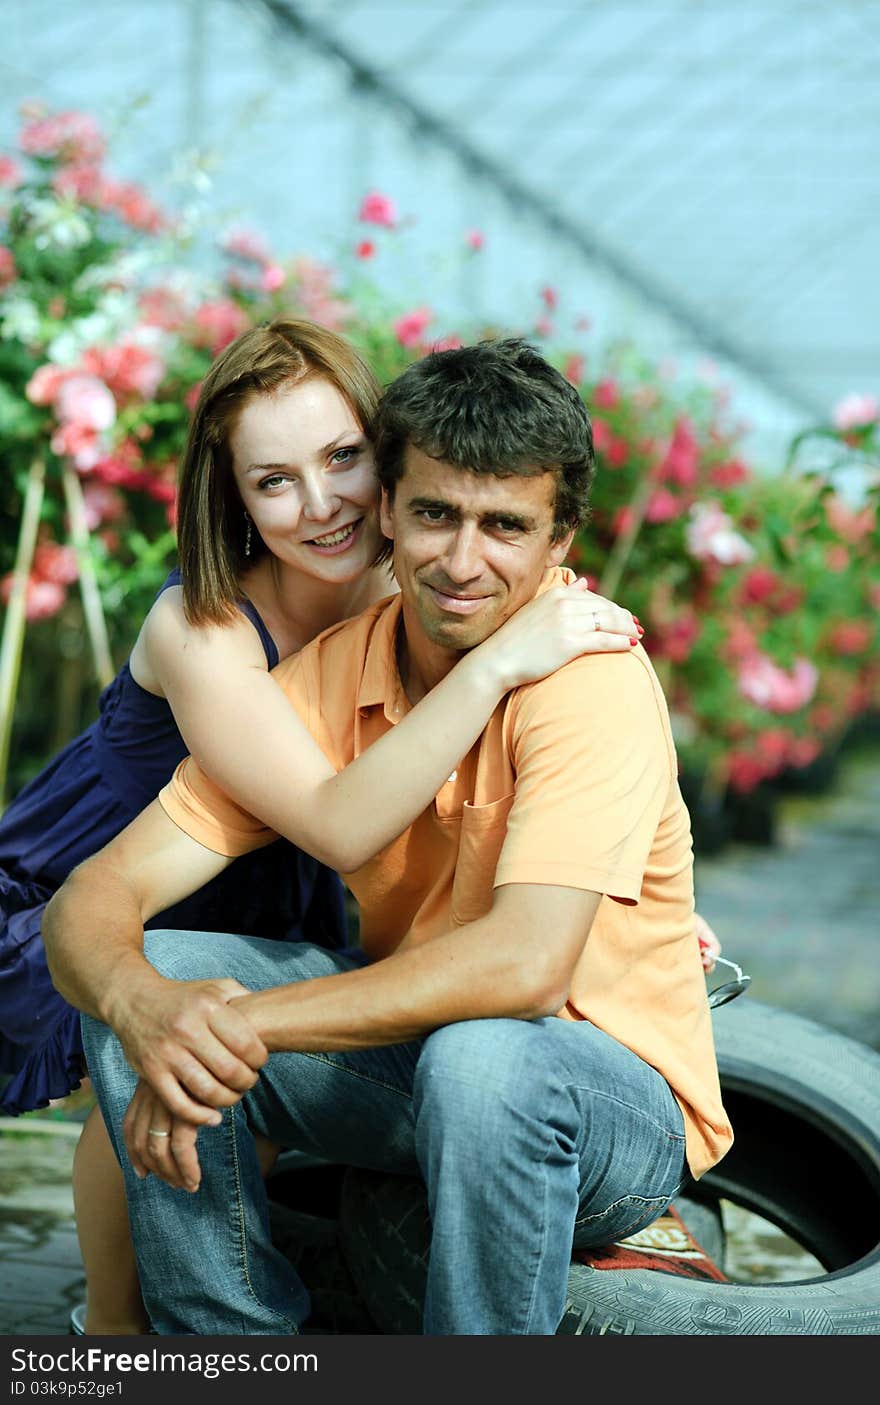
left=62, top=463, right=114, bottom=689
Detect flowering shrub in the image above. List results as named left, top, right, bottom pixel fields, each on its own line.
left=1, top=102, right=877, bottom=818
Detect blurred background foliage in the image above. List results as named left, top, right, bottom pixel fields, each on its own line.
left=1, top=105, right=877, bottom=844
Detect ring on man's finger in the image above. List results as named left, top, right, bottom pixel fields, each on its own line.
left=148, top=1128, right=171, bottom=1138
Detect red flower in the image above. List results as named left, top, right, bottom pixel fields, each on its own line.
left=828, top=620, right=873, bottom=656
left=0, top=155, right=23, bottom=187
left=540, top=285, right=558, bottom=310
left=563, top=354, right=585, bottom=385
left=466, top=230, right=485, bottom=251
left=355, top=240, right=375, bottom=259
left=645, top=488, right=683, bottom=523
left=593, top=378, right=619, bottom=411
left=358, top=191, right=397, bottom=228
left=592, top=418, right=612, bottom=454
left=658, top=417, right=699, bottom=487
left=740, top=565, right=779, bottom=605
left=727, top=751, right=769, bottom=794
left=393, top=307, right=432, bottom=348
left=710, top=458, right=751, bottom=488
left=607, top=437, right=629, bottom=468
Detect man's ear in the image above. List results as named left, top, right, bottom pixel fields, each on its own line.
left=547, top=526, right=576, bottom=569
left=379, top=487, right=395, bottom=541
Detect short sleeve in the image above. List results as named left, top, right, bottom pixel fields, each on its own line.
left=159, top=758, right=280, bottom=857
left=494, top=652, right=672, bottom=903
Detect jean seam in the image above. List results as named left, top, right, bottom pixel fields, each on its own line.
left=573, top=1175, right=689, bottom=1233
left=228, top=1108, right=300, bottom=1334
left=301, top=1049, right=415, bottom=1101
left=568, top=1085, right=686, bottom=1144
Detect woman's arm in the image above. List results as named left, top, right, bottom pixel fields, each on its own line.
left=143, top=580, right=640, bottom=873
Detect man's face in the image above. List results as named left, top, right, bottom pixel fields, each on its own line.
left=379, top=446, right=573, bottom=654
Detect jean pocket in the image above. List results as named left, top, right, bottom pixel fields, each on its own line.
left=573, top=1174, right=690, bottom=1249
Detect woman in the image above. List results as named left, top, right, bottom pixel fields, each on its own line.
left=1, top=318, right=651, bottom=1333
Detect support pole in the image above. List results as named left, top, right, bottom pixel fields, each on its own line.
left=0, top=456, right=46, bottom=809
left=62, top=463, right=114, bottom=689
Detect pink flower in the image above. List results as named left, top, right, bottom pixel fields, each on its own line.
left=540, top=286, right=558, bottom=310
left=593, top=378, right=619, bottom=411
left=534, top=316, right=554, bottom=338
left=740, top=566, right=779, bottom=605
left=0, top=245, right=16, bottom=288
left=81, top=480, right=125, bottom=529
left=574, top=315, right=592, bottom=332
left=290, top=257, right=349, bottom=331
left=825, top=543, right=850, bottom=573
left=394, top=307, right=432, bottom=348
left=191, top=300, right=250, bottom=355
left=825, top=495, right=876, bottom=543
left=355, top=240, right=375, bottom=259
left=686, top=501, right=755, bottom=566
left=221, top=228, right=270, bottom=264
left=659, top=613, right=700, bottom=663
left=138, top=286, right=190, bottom=332
left=260, top=262, right=286, bottom=293
left=0, top=574, right=67, bottom=622
left=832, top=392, right=879, bottom=431
left=710, top=458, right=751, bottom=488
left=102, top=179, right=165, bottom=234
left=592, top=419, right=612, bottom=454
left=607, top=437, right=629, bottom=468
left=466, top=230, right=484, bottom=251
left=81, top=340, right=165, bottom=403
left=658, top=417, right=699, bottom=487
left=358, top=191, right=397, bottom=228
left=563, top=354, right=585, bottom=385
left=32, top=541, right=78, bottom=585
left=431, top=335, right=463, bottom=352
left=611, top=506, right=636, bottom=537
left=828, top=620, right=873, bottom=656
left=20, top=110, right=105, bottom=165
left=26, top=363, right=72, bottom=406
left=53, top=162, right=104, bottom=205
left=645, top=488, right=683, bottom=523
left=0, top=155, right=23, bottom=187
left=738, top=653, right=818, bottom=714
left=50, top=421, right=103, bottom=471
left=55, top=374, right=116, bottom=432
left=727, top=751, right=769, bottom=794
left=788, top=737, right=821, bottom=769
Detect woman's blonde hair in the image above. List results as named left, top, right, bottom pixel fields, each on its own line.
left=176, top=318, right=382, bottom=624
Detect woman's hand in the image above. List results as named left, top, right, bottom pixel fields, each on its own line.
left=482, top=578, right=643, bottom=690
left=695, top=912, right=722, bottom=973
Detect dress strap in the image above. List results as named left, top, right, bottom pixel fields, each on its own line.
left=153, top=568, right=279, bottom=668
left=237, top=597, right=279, bottom=669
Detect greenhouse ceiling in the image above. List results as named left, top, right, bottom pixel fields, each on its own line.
left=3, top=0, right=878, bottom=445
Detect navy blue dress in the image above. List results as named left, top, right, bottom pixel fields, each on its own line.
left=0, top=571, right=347, bottom=1115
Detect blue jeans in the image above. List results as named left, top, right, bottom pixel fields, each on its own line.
left=82, top=931, right=688, bottom=1336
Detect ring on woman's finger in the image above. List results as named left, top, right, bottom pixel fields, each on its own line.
left=592, top=611, right=600, bottom=632
left=148, top=1128, right=171, bottom=1138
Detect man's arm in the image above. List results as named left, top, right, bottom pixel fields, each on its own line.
left=43, top=801, right=269, bottom=1122
left=235, top=881, right=601, bottom=1052
left=131, top=879, right=600, bottom=1191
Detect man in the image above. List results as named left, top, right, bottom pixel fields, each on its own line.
left=44, top=338, right=732, bottom=1336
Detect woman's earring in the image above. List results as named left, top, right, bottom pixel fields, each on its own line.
left=244, top=512, right=253, bottom=558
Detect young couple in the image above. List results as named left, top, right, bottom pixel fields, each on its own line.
left=4, top=320, right=730, bottom=1335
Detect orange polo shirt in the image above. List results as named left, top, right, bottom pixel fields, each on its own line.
left=159, top=569, right=733, bottom=1179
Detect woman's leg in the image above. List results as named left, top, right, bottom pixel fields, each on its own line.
left=72, top=1101, right=149, bottom=1334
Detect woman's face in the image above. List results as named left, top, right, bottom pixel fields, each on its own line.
left=230, top=375, right=381, bottom=584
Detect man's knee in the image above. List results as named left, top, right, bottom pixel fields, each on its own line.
left=415, top=1019, right=555, bottom=1125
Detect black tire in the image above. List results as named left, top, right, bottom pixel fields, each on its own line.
left=336, top=1000, right=880, bottom=1335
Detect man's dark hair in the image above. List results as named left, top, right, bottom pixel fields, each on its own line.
left=373, top=337, right=595, bottom=545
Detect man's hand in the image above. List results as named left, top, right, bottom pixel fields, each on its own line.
left=112, top=975, right=269, bottom=1124
left=124, top=1079, right=203, bottom=1191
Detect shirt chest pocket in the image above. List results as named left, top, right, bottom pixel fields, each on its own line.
left=450, top=793, right=515, bottom=926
